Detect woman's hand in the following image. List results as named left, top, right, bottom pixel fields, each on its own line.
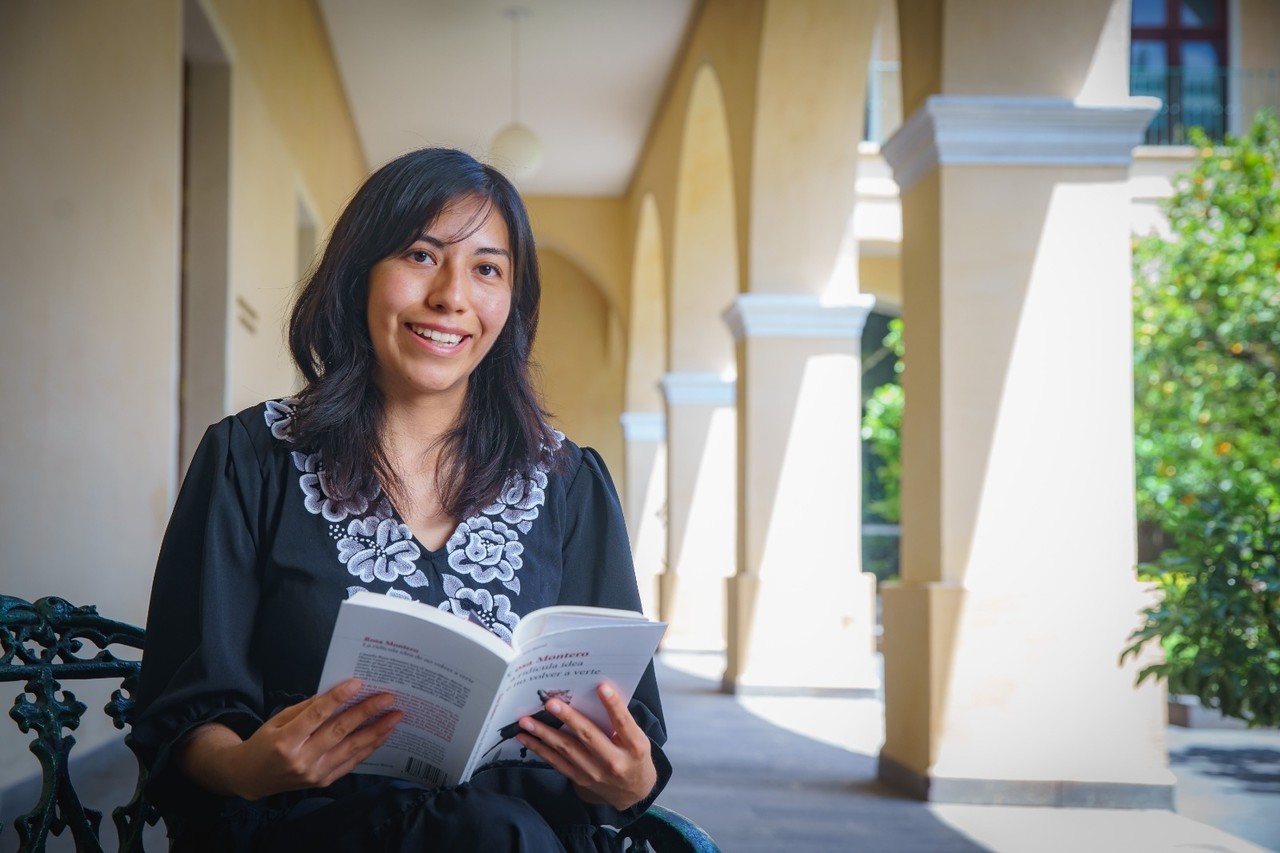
left=178, top=678, right=402, bottom=801
left=515, top=681, right=657, bottom=811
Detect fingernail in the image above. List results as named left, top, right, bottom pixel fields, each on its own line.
left=341, top=680, right=361, bottom=698
left=546, top=700, right=563, bottom=713
left=599, top=684, right=614, bottom=699
left=376, top=695, right=395, bottom=710
left=520, top=717, right=537, bottom=732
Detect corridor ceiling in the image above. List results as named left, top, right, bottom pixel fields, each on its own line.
left=317, top=0, right=697, bottom=196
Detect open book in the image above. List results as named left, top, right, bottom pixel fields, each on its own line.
left=316, top=592, right=667, bottom=787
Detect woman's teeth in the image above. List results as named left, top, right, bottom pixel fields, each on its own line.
left=410, top=325, right=462, bottom=345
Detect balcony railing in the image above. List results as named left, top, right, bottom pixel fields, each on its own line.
left=1132, top=66, right=1280, bottom=145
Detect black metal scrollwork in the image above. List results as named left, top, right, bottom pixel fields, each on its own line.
left=0, top=595, right=160, bottom=852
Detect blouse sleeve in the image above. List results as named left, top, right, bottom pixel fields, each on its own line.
left=476, top=448, right=670, bottom=835
left=129, top=414, right=270, bottom=814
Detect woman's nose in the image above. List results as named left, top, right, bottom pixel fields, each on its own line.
left=427, top=261, right=466, bottom=312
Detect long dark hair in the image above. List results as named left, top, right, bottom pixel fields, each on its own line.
left=288, top=147, right=557, bottom=519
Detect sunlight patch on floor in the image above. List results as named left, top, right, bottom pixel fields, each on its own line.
left=659, top=650, right=885, bottom=757
left=927, top=804, right=1272, bottom=853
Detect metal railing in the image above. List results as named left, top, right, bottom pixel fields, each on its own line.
left=1131, top=66, right=1280, bottom=145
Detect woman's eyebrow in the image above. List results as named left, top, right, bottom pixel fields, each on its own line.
left=415, top=232, right=510, bottom=259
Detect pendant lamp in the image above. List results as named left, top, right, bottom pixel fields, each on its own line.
left=490, top=7, right=543, bottom=182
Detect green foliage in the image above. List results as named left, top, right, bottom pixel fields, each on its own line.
left=862, top=317, right=904, bottom=524
left=1122, top=112, right=1280, bottom=727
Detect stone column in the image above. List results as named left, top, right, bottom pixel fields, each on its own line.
left=620, top=411, right=667, bottom=619
left=660, top=372, right=736, bottom=651
left=877, top=95, right=1175, bottom=806
left=721, top=294, right=880, bottom=692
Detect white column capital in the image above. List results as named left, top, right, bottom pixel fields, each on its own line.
left=722, top=293, right=876, bottom=342
left=619, top=411, right=666, bottom=442
left=881, top=96, right=1162, bottom=193
left=660, top=372, right=736, bottom=407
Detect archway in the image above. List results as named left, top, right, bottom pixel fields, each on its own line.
left=663, top=63, right=739, bottom=650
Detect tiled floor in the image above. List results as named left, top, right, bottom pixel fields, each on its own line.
left=652, top=651, right=1279, bottom=853
left=3, top=651, right=1277, bottom=852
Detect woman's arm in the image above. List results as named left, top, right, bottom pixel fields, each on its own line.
left=177, top=679, right=402, bottom=800
left=546, top=446, right=671, bottom=815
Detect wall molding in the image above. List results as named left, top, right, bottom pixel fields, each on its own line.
left=881, top=96, right=1162, bottom=192
left=660, top=372, right=736, bottom=407
left=620, top=411, right=666, bottom=442
left=723, top=293, right=876, bottom=341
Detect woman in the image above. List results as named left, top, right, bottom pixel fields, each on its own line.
left=131, top=148, right=670, bottom=851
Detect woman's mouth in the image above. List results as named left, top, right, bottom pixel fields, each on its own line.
left=408, top=324, right=464, bottom=346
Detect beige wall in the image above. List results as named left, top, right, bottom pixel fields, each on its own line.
left=226, top=71, right=311, bottom=410
left=1239, top=0, right=1280, bottom=70
left=525, top=196, right=629, bottom=330
left=0, top=0, right=364, bottom=792
left=533, top=249, right=625, bottom=479
left=204, top=0, right=366, bottom=218
left=0, top=0, right=183, bottom=783
left=200, top=0, right=367, bottom=413
left=628, top=0, right=767, bottom=300
left=0, top=0, right=182, bottom=632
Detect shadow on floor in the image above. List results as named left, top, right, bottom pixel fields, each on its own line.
left=1169, top=746, right=1280, bottom=795
left=652, top=655, right=985, bottom=853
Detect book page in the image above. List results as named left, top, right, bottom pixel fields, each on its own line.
left=513, top=605, right=649, bottom=643
left=317, top=595, right=514, bottom=787
left=465, top=620, right=666, bottom=779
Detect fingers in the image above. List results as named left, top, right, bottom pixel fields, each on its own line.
left=323, top=707, right=403, bottom=785
left=310, top=690, right=399, bottom=754
left=269, top=678, right=362, bottom=732
left=268, top=680, right=400, bottom=769
left=596, top=682, right=647, bottom=752
left=514, top=681, right=657, bottom=810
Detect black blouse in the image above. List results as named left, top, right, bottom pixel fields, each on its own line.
left=130, top=399, right=670, bottom=849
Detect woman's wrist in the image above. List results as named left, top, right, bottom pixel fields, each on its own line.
left=177, top=722, right=254, bottom=800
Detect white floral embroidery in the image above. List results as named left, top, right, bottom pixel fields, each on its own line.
left=263, top=397, right=299, bottom=440
left=265, top=399, right=568, bottom=639
left=346, top=585, right=414, bottom=602
left=337, top=516, right=422, bottom=583
left=291, top=451, right=374, bottom=522
left=481, top=470, right=547, bottom=533
left=445, top=517, right=524, bottom=584
left=437, top=576, right=518, bottom=644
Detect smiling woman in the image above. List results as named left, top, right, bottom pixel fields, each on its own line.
left=127, top=148, right=670, bottom=852
left=366, top=196, right=513, bottom=420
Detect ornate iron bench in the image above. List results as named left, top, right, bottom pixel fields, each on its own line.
left=0, top=594, right=719, bottom=852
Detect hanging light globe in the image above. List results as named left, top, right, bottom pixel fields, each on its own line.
left=490, top=121, right=544, bottom=182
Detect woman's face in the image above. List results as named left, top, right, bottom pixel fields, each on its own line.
left=367, top=195, right=513, bottom=411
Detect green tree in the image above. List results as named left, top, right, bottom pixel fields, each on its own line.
left=862, top=317, right=904, bottom=524
left=1122, top=112, right=1280, bottom=727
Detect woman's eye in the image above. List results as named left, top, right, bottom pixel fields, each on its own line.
left=408, top=250, right=433, bottom=264
left=477, top=263, right=501, bottom=278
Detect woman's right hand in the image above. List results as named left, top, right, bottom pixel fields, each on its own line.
left=177, top=678, right=402, bottom=801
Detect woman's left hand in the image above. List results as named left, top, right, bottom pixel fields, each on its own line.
left=515, top=681, right=657, bottom=811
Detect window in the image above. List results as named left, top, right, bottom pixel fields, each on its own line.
left=1131, top=0, right=1229, bottom=143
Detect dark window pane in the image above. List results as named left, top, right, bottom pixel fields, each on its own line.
left=1131, top=40, right=1169, bottom=71
left=1133, top=0, right=1167, bottom=26
left=1182, top=40, right=1220, bottom=70
left=1180, top=0, right=1218, bottom=26
left=1180, top=41, right=1225, bottom=138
